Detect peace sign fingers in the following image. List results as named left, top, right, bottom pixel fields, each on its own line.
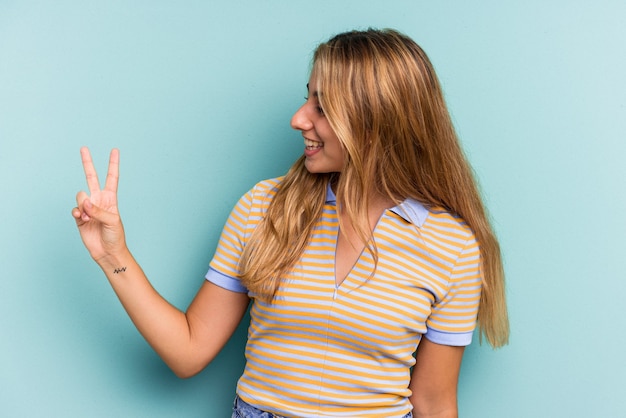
left=80, top=147, right=119, bottom=195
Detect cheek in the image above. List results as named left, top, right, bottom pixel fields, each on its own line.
left=328, top=141, right=346, bottom=169
left=329, top=135, right=344, bottom=158
left=335, top=144, right=346, bottom=160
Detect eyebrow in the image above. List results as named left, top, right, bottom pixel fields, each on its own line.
left=306, top=83, right=319, bottom=97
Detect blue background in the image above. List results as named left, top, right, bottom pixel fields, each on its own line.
left=1, top=1, right=625, bottom=417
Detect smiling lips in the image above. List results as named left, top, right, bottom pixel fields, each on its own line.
left=305, top=138, right=323, bottom=150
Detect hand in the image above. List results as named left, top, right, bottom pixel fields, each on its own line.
left=72, top=147, right=127, bottom=264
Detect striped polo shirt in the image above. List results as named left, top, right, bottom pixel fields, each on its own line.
left=206, top=177, right=481, bottom=418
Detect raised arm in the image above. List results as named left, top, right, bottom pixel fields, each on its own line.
left=72, top=147, right=249, bottom=378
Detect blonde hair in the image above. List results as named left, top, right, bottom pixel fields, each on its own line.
left=239, top=28, right=509, bottom=348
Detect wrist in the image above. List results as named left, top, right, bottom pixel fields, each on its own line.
left=96, top=247, right=133, bottom=274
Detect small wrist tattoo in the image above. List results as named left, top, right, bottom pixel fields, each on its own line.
left=113, top=267, right=127, bottom=274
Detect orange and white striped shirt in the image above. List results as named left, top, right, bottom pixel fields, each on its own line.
left=206, top=178, right=481, bottom=418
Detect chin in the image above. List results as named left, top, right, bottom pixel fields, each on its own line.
left=304, top=160, right=320, bottom=173
left=304, top=160, right=342, bottom=174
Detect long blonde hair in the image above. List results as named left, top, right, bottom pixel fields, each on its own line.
left=239, top=28, right=509, bottom=348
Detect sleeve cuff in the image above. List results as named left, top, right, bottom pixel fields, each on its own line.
left=205, top=267, right=248, bottom=294
left=424, top=327, right=474, bottom=346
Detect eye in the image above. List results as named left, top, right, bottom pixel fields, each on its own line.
left=304, top=96, right=326, bottom=116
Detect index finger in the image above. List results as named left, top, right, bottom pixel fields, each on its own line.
left=80, top=147, right=101, bottom=194
left=103, top=148, right=120, bottom=193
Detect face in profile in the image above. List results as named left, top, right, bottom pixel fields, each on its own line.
left=290, top=72, right=344, bottom=174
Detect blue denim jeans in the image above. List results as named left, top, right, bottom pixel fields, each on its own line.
left=231, top=396, right=286, bottom=418
left=231, top=395, right=413, bottom=418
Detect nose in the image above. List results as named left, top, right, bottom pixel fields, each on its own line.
left=290, top=103, right=313, bottom=131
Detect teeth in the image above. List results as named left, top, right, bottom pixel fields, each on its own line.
left=305, top=139, right=323, bottom=149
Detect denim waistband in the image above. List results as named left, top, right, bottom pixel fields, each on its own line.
left=232, top=395, right=286, bottom=418
left=231, top=395, right=413, bottom=418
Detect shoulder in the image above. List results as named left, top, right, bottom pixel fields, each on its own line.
left=420, top=206, right=478, bottom=262
left=223, top=177, right=286, bottom=237
left=387, top=200, right=478, bottom=270
left=425, top=207, right=474, bottom=239
left=238, top=177, right=284, bottom=208
left=248, top=177, right=284, bottom=198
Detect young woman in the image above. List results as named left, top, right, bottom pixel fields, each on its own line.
left=73, top=28, right=509, bottom=418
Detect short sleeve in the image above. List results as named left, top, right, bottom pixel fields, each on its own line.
left=206, top=267, right=248, bottom=293
left=205, top=179, right=280, bottom=294
left=424, top=235, right=482, bottom=346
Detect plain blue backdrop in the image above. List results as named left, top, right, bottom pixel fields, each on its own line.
left=1, top=1, right=625, bottom=417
